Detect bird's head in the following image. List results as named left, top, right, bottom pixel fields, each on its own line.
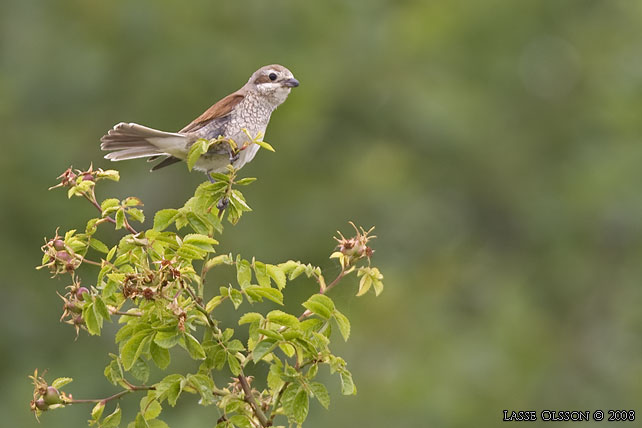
left=248, top=64, right=299, bottom=105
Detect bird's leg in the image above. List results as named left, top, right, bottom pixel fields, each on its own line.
left=207, top=171, right=216, bottom=183
left=225, top=141, right=240, bottom=164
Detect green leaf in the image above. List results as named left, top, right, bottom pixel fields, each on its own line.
left=91, top=401, right=105, bottom=420
left=238, top=312, right=264, bottom=325
left=140, top=395, right=162, bottom=420
left=183, top=233, right=218, bottom=250
left=94, top=296, right=111, bottom=320
left=96, top=169, right=120, bottom=181
left=227, top=353, right=241, bottom=375
left=234, top=177, right=257, bottom=186
left=146, top=419, right=169, bottom=428
left=153, top=209, right=179, bottom=231
left=252, top=339, right=277, bottom=362
left=122, top=331, right=150, bottom=370
left=83, top=302, right=101, bottom=335
left=253, top=261, right=270, bottom=287
left=154, top=330, right=181, bottom=349
left=333, top=309, right=351, bottom=341
left=150, top=341, right=171, bottom=369
left=131, top=358, right=150, bottom=383
left=51, top=377, right=73, bottom=389
left=266, top=264, right=286, bottom=290
left=236, top=258, right=252, bottom=287
left=267, top=310, right=300, bottom=329
left=102, top=405, right=121, bottom=428
left=115, top=208, right=125, bottom=230
left=281, top=383, right=299, bottom=419
left=100, top=198, right=120, bottom=215
left=254, top=140, right=276, bottom=152
left=229, top=415, right=252, bottom=428
left=230, top=288, right=243, bottom=309
left=340, top=371, right=356, bottom=395
left=89, top=238, right=109, bottom=253
left=302, top=294, right=335, bottom=319
left=310, top=382, right=330, bottom=409
left=205, top=296, right=223, bottom=313
left=127, top=207, right=145, bottom=223
left=187, top=139, right=211, bottom=171
left=293, top=387, right=309, bottom=424
left=209, top=172, right=230, bottom=183
left=246, top=286, right=283, bottom=305
left=183, top=333, right=206, bottom=360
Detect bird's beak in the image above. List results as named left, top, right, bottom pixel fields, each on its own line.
left=282, top=78, right=299, bottom=88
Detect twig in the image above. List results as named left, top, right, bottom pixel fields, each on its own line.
left=67, top=384, right=154, bottom=405
left=81, top=190, right=138, bottom=235
left=238, top=372, right=270, bottom=427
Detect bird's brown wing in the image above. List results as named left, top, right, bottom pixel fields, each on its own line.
left=180, top=92, right=245, bottom=133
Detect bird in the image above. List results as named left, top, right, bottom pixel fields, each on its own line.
left=100, top=64, right=299, bottom=179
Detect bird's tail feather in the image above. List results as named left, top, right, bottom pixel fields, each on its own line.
left=100, top=122, right=188, bottom=161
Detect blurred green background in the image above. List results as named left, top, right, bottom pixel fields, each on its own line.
left=3, top=0, right=642, bottom=426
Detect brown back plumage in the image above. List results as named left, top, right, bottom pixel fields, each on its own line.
left=180, top=93, right=245, bottom=133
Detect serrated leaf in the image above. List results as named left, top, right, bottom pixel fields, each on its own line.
left=229, top=415, right=252, bottom=428
left=140, top=395, right=162, bottom=420
left=253, top=261, right=270, bottom=287
left=267, top=310, right=300, bottom=329
left=333, top=310, right=350, bottom=341
left=89, top=238, right=109, bottom=253
left=150, top=341, right=171, bottom=369
left=122, top=331, right=150, bottom=370
left=310, top=382, right=330, bottom=409
left=94, top=296, right=111, bottom=320
left=127, top=207, right=145, bottom=223
left=184, top=233, right=218, bottom=250
left=293, top=387, right=309, bottom=424
left=252, top=339, right=277, bottom=362
left=246, top=286, right=283, bottom=305
left=230, top=288, right=243, bottom=309
left=153, top=209, right=179, bottom=231
left=187, top=139, right=211, bottom=171
left=205, top=295, right=223, bottom=313
left=239, top=312, right=264, bottom=325
left=236, top=258, right=252, bottom=287
left=131, top=358, right=150, bottom=383
left=340, top=371, right=356, bottom=395
left=101, top=198, right=120, bottom=214
left=302, top=294, right=335, bottom=319
left=91, top=401, right=105, bottom=420
left=267, top=264, right=286, bottom=290
left=183, top=332, right=206, bottom=360
left=115, top=208, right=125, bottom=230
left=227, top=353, right=241, bottom=375
left=83, top=302, right=101, bottom=335
left=51, top=377, right=73, bottom=389
left=102, top=405, right=121, bottom=428
left=154, top=330, right=181, bottom=349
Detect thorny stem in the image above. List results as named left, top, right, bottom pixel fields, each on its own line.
left=238, top=372, right=270, bottom=427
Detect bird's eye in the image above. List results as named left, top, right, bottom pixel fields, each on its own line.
left=268, top=73, right=277, bottom=81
